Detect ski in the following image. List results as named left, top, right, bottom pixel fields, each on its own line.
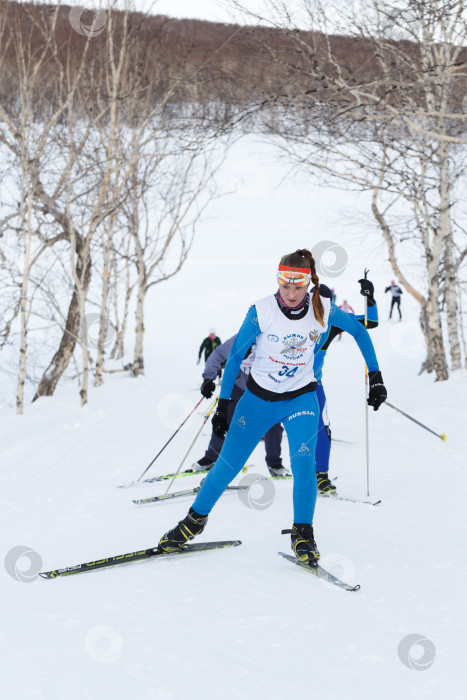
left=40, top=540, right=242, bottom=578
left=320, top=493, right=381, bottom=506
left=265, top=475, right=338, bottom=482
left=133, top=484, right=249, bottom=505
left=117, top=464, right=252, bottom=489
left=278, top=552, right=360, bottom=591
left=262, top=476, right=380, bottom=505
left=117, top=468, right=212, bottom=489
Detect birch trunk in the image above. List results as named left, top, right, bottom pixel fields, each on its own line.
left=437, top=141, right=461, bottom=371
left=94, top=230, right=113, bottom=387
left=32, top=237, right=92, bottom=401
left=458, top=281, right=467, bottom=368
left=74, top=235, right=92, bottom=406
left=129, top=176, right=146, bottom=377
left=109, top=246, right=133, bottom=361
left=423, top=269, right=449, bottom=381
left=133, top=272, right=146, bottom=377
left=418, top=304, right=434, bottom=375
left=16, top=181, right=33, bottom=415
left=443, top=233, right=462, bottom=371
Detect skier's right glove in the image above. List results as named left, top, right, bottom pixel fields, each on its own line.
left=201, top=378, right=216, bottom=399
left=358, top=278, right=375, bottom=306
left=212, top=398, right=230, bottom=439
left=367, top=371, right=387, bottom=411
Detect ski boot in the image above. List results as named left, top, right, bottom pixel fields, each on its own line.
left=317, top=472, right=336, bottom=494
left=282, top=523, right=320, bottom=566
left=158, top=508, right=208, bottom=552
left=191, top=456, right=215, bottom=472
left=267, top=464, right=291, bottom=477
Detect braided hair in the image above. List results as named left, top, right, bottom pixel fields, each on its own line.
left=279, top=248, right=324, bottom=325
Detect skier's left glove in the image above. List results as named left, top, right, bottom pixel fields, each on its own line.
left=212, top=398, right=230, bottom=439
left=358, top=278, right=375, bottom=306
left=201, top=378, right=216, bottom=399
left=367, top=371, right=387, bottom=411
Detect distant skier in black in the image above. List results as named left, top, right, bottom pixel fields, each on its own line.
left=385, top=280, right=403, bottom=320
left=198, top=329, right=221, bottom=365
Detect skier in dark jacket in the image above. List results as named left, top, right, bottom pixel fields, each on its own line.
left=198, top=330, right=221, bottom=364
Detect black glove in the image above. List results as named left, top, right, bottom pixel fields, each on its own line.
left=358, top=278, right=375, bottom=307
left=367, top=371, right=387, bottom=411
left=212, top=398, right=230, bottom=439
left=201, top=378, right=216, bottom=399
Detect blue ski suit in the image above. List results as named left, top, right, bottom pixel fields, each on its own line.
left=192, top=286, right=380, bottom=524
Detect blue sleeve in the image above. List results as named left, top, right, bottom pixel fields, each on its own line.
left=353, top=301, right=379, bottom=325
left=330, top=305, right=379, bottom=371
left=202, top=336, right=236, bottom=380
left=219, top=306, right=260, bottom=400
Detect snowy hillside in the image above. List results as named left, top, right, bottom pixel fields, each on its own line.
left=2, top=136, right=466, bottom=700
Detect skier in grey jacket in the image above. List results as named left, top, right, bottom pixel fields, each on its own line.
left=192, top=335, right=286, bottom=476
left=385, top=280, right=403, bottom=319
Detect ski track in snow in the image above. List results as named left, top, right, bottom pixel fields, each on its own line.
left=2, top=136, right=467, bottom=700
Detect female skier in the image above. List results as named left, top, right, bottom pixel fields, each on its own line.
left=158, top=249, right=387, bottom=565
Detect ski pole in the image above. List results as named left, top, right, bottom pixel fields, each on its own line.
left=363, top=267, right=370, bottom=497
left=384, top=401, right=447, bottom=441
left=136, top=396, right=205, bottom=482
left=164, top=394, right=219, bottom=495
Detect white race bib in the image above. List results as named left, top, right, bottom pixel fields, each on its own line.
left=250, top=294, right=329, bottom=393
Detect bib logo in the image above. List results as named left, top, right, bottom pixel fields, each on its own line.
left=268, top=334, right=279, bottom=343
left=236, top=416, right=246, bottom=429
left=280, top=334, right=307, bottom=360
left=309, top=329, right=319, bottom=344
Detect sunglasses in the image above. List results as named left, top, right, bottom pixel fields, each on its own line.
left=277, top=268, right=311, bottom=287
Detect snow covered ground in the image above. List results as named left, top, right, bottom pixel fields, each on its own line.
left=2, top=136, right=466, bottom=699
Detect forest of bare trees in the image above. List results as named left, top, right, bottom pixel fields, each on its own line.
left=0, top=1, right=231, bottom=412
left=1, top=0, right=466, bottom=413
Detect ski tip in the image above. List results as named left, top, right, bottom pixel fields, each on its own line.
left=277, top=551, right=296, bottom=560
left=218, top=539, right=242, bottom=547
left=278, top=551, right=361, bottom=591
left=39, top=571, right=61, bottom=579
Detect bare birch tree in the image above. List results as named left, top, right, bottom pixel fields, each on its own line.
left=124, top=142, right=224, bottom=376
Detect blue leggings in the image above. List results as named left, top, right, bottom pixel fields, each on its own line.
left=315, top=382, right=331, bottom=473
left=193, top=389, right=319, bottom=523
